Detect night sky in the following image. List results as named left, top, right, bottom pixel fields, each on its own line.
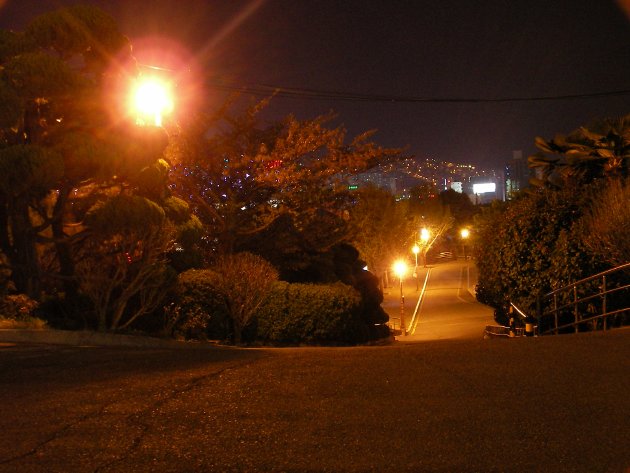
left=2, top=0, right=630, bottom=168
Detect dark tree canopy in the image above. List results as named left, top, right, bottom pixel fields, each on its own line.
left=170, top=100, right=401, bottom=265
left=0, top=6, right=197, bottom=329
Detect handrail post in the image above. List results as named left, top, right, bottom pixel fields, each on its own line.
left=536, top=293, right=542, bottom=336
left=573, top=285, right=578, bottom=334
left=553, top=293, right=558, bottom=335
left=602, top=275, right=607, bottom=331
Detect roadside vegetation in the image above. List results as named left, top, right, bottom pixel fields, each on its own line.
left=2, top=6, right=625, bottom=343
left=0, top=6, right=400, bottom=344
left=474, top=116, right=630, bottom=328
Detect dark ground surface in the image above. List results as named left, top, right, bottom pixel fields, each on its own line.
left=1, top=329, right=629, bottom=472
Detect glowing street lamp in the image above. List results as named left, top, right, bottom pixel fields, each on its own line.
left=412, top=244, right=420, bottom=290
left=392, top=260, right=408, bottom=336
left=460, top=228, right=470, bottom=260
left=130, top=76, right=174, bottom=127
left=420, top=228, right=430, bottom=267
left=412, top=244, right=420, bottom=266
left=420, top=228, right=430, bottom=243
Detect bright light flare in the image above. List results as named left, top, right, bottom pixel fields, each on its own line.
left=412, top=244, right=420, bottom=255
left=460, top=228, right=470, bottom=239
left=420, top=228, right=430, bottom=242
left=392, top=260, right=408, bottom=279
left=131, top=77, right=173, bottom=126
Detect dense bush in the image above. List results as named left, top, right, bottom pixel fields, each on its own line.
left=0, top=294, right=46, bottom=328
left=171, top=264, right=388, bottom=345
left=256, top=281, right=370, bottom=345
left=169, top=269, right=231, bottom=340
left=474, top=180, right=626, bottom=329
left=209, top=252, right=278, bottom=343
left=36, top=292, right=95, bottom=330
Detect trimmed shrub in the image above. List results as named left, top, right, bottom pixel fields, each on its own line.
left=170, top=269, right=230, bottom=340
left=209, top=252, right=278, bottom=343
left=256, top=281, right=368, bottom=345
left=0, top=294, right=46, bottom=328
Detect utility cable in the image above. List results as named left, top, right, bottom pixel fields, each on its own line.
left=208, top=80, right=630, bottom=104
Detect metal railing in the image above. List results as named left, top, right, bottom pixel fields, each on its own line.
left=484, top=324, right=524, bottom=338
left=484, top=302, right=533, bottom=338
left=536, top=262, right=630, bottom=335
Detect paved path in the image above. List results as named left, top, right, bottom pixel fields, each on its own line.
left=382, top=259, right=495, bottom=341
left=1, top=331, right=629, bottom=472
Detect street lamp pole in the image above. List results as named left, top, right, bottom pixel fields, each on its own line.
left=412, top=244, right=420, bottom=291
left=420, top=228, right=430, bottom=267
left=460, top=228, right=471, bottom=290
left=460, top=228, right=470, bottom=260
left=399, top=274, right=404, bottom=334
left=392, top=260, right=408, bottom=336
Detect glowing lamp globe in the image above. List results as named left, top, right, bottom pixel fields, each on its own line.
left=131, top=77, right=173, bottom=126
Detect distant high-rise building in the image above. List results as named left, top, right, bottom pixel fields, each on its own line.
left=505, top=150, right=531, bottom=200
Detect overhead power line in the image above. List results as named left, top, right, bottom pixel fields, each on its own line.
left=208, top=81, right=630, bottom=104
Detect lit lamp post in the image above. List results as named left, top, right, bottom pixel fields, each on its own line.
left=460, top=228, right=470, bottom=260
left=392, top=260, right=408, bottom=336
left=130, top=76, right=174, bottom=127
left=412, top=244, right=420, bottom=290
left=420, top=227, right=430, bottom=267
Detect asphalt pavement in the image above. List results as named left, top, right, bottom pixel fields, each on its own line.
left=1, top=260, right=628, bottom=472
left=382, top=259, right=495, bottom=341
left=1, top=329, right=629, bottom=472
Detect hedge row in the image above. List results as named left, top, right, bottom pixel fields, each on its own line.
left=256, top=281, right=365, bottom=345
left=172, top=270, right=383, bottom=344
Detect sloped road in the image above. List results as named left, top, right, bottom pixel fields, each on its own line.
left=407, top=260, right=495, bottom=340
left=382, top=260, right=495, bottom=341
left=1, top=330, right=629, bottom=472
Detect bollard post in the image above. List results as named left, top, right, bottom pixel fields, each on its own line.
left=525, top=316, right=535, bottom=337
left=508, top=306, right=515, bottom=338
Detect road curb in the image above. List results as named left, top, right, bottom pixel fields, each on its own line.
left=0, top=329, right=216, bottom=349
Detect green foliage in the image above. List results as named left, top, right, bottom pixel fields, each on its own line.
left=0, top=294, right=46, bottom=329
left=347, top=185, right=417, bottom=278
left=51, top=131, right=117, bottom=181
left=85, top=195, right=166, bottom=236
left=0, top=145, right=64, bottom=196
left=172, top=262, right=385, bottom=345
left=209, top=252, right=279, bottom=343
left=0, top=80, right=22, bottom=128
left=581, top=178, right=630, bottom=267
left=170, top=100, right=401, bottom=256
left=26, top=5, right=128, bottom=66
left=0, top=252, right=12, bottom=296
left=0, top=29, right=34, bottom=63
left=3, top=51, right=82, bottom=98
left=171, top=269, right=231, bottom=340
left=529, top=114, right=630, bottom=187
left=474, top=183, right=609, bottom=319
left=438, top=189, right=477, bottom=227
left=0, top=294, right=38, bottom=319
left=256, top=281, right=367, bottom=345
left=172, top=255, right=279, bottom=343
left=136, top=159, right=170, bottom=199
left=0, top=5, right=156, bottom=301
left=163, top=196, right=192, bottom=224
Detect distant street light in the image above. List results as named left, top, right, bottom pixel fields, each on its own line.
left=392, top=260, right=408, bottom=336
left=420, top=228, right=430, bottom=267
left=460, top=228, right=470, bottom=260
left=420, top=228, right=430, bottom=243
